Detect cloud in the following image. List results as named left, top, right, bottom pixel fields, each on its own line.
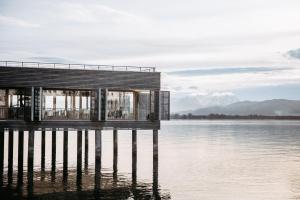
left=28, top=56, right=77, bottom=63
left=167, top=67, right=288, bottom=77
left=286, top=48, right=300, bottom=59
left=58, top=2, right=146, bottom=24
left=0, top=15, right=39, bottom=27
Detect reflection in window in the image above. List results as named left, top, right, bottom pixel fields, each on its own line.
left=138, top=91, right=150, bottom=120
left=0, top=89, right=25, bottom=119
left=107, top=91, right=134, bottom=120
left=42, top=90, right=91, bottom=120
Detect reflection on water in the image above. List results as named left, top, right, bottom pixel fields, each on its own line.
left=0, top=168, right=171, bottom=199
left=2, top=120, right=300, bottom=199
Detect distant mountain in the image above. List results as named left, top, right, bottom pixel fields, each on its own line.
left=190, top=99, right=300, bottom=116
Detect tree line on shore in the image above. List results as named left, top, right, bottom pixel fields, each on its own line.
left=171, top=113, right=300, bottom=120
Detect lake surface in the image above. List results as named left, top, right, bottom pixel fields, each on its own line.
left=2, top=120, right=300, bottom=199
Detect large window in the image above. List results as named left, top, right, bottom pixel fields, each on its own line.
left=42, top=90, right=91, bottom=120
left=107, top=91, right=135, bottom=120
left=137, top=91, right=151, bottom=120
left=0, top=89, right=25, bottom=120
left=106, top=90, right=152, bottom=121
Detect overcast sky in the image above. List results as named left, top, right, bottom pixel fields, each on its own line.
left=1, top=0, right=300, bottom=112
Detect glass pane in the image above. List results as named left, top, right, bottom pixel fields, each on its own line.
left=107, top=91, right=135, bottom=120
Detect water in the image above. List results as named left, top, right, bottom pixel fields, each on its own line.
left=2, top=120, right=300, bottom=199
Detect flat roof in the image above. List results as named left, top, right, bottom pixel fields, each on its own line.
left=0, top=61, right=156, bottom=73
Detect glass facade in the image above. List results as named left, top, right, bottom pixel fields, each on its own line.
left=106, top=91, right=135, bottom=120
left=0, top=89, right=25, bottom=119
left=0, top=88, right=168, bottom=122
left=106, top=90, right=152, bottom=121
left=42, top=90, right=91, bottom=120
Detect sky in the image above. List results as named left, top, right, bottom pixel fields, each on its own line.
left=1, top=0, right=300, bottom=112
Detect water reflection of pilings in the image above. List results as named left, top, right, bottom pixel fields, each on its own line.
left=0, top=128, right=162, bottom=199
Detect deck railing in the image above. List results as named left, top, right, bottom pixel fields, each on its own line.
left=0, top=61, right=156, bottom=72
left=0, top=107, right=24, bottom=120
left=42, top=108, right=90, bottom=120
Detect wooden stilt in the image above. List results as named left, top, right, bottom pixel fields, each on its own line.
left=84, top=129, right=88, bottom=170
left=77, top=130, right=82, bottom=190
left=8, top=129, right=14, bottom=185
left=41, top=129, right=45, bottom=172
left=28, top=130, right=35, bottom=193
left=0, top=129, right=4, bottom=186
left=51, top=129, right=56, bottom=182
left=63, top=129, right=68, bottom=182
left=153, top=129, right=159, bottom=195
left=95, top=129, right=102, bottom=190
left=132, top=129, right=137, bottom=184
left=113, top=129, right=118, bottom=175
left=18, top=130, right=24, bottom=186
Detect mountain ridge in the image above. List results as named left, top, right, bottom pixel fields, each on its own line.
left=185, top=99, right=300, bottom=116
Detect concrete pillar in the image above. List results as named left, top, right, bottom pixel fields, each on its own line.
left=18, top=130, right=24, bottom=186
left=132, top=129, right=137, bottom=184
left=28, top=130, right=35, bottom=192
left=51, top=129, right=56, bottom=182
left=63, top=129, right=68, bottom=182
left=8, top=129, right=14, bottom=185
left=113, top=129, right=118, bottom=176
left=153, top=129, right=159, bottom=194
left=95, top=129, right=102, bottom=190
left=77, top=130, right=82, bottom=190
left=84, top=129, right=88, bottom=170
left=0, top=129, right=4, bottom=186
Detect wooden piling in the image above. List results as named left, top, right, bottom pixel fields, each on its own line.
left=51, top=129, right=56, bottom=182
left=84, top=129, right=88, bottom=170
left=8, top=129, right=14, bottom=185
left=41, top=129, right=45, bottom=172
left=0, top=129, right=4, bottom=186
left=18, top=130, right=24, bottom=186
left=63, top=129, right=68, bottom=181
left=113, top=129, right=118, bottom=175
left=77, top=130, right=82, bottom=173
left=132, top=129, right=137, bottom=183
left=28, top=130, right=35, bottom=190
left=95, top=129, right=102, bottom=189
left=153, top=129, right=159, bottom=192
left=77, top=130, right=83, bottom=190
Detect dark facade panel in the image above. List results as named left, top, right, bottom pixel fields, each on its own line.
left=0, top=67, right=160, bottom=90
left=160, top=91, right=170, bottom=120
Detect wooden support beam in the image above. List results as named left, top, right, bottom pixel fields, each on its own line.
left=153, top=129, right=159, bottom=193
left=41, top=129, right=45, bottom=172
left=28, top=130, right=34, bottom=192
left=77, top=130, right=82, bottom=173
left=18, top=130, right=24, bottom=186
left=0, top=129, right=4, bottom=186
left=132, top=129, right=137, bottom=184
left=51, top=129, right=56, bottom=182
left=95, top=129, right=102, bottom=190
left=76, top=130, right=82, bottom=191
left=84, top=129, right=88, bottom=170
left=8, top=129, right=14, bottom=185
left=63, top=129, right=68, bottom=181
left=113, top=129, right=118, bottom=175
